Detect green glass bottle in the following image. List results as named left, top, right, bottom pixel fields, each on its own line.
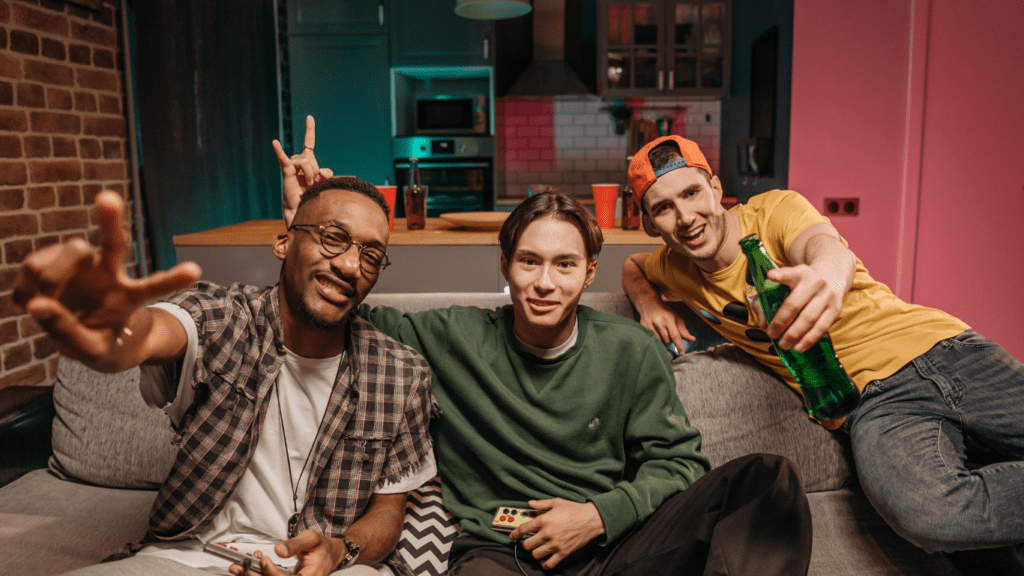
left=739, top=234, right=861, bottom=421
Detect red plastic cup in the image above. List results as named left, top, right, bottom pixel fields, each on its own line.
left=377, top=185, right=397, bottom=231
left=591, top=184, right=619, bottom=229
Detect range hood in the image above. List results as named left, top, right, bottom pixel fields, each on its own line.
left=505, top=0, right=591, bottom=96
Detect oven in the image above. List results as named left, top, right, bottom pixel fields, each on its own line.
left=393, top=136, right=495, bottom=217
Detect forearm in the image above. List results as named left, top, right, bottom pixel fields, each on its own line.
left=342, top=492, right=407, bottom=566
left=622, top=253, right=661, bottom=310
left=801, top=233, right=856, bottom=300
left=85, top=306, right=186, bottom=373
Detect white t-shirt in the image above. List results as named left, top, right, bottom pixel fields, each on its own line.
left=137, top=303, right=436, bottom=575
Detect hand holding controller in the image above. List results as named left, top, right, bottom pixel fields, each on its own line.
left=491, top=506, right=546, bottom=534
left=203, top=542, right=291, bottom=575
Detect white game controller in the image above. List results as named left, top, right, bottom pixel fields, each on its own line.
left=490, top=506, right=546, bottom=534
left=203, top=542, right=291, bottom=574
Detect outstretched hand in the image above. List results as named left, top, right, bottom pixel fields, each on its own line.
left=13, top=191, right=201, bottom=367
left=275, top=115, right=333, bottom=227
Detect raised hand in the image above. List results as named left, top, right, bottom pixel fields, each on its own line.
left=274, top=115, right=334, bottom=227
left=13, top=191, right=201, bottom=369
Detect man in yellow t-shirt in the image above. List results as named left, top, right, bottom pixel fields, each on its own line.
left=622, top=135, right=1024, bottom=573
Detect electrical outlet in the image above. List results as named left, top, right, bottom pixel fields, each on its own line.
left=824, top=198, right=859, bottom=216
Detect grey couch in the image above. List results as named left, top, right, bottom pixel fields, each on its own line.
left=0, top=292, right=960, bottom=575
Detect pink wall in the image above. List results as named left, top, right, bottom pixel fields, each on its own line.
left=790, top=0, right=1024, bottom=357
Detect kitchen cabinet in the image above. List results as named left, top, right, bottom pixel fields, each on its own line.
left=288, top=0, right=386, bottom=35
left=390, top=2, right=493, bottom=67
left=597, top=0, right=731, bottom=98
left=288, top=34, right=392, bottom=184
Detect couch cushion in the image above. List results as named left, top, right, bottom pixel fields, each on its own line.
left=673, top=345, right=855, bottom=493
left=50, top=358, right=177, bottom=489
left=0, top=469, right=156, bottom=575
left=395, top=476, right=461, bottom=576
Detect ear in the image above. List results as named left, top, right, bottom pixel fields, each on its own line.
left=272, top=232, right=290, bottom=261
left=584, top=259, right=597, bottom=288
left=500, top=254, right=510, bottom=282
left=710, top=174, right=724, bottom=202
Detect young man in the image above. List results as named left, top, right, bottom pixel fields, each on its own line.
left=622, top=134, right=1024, bottom=573
left=278, top=144, right=813, bottom=573
left=14, top=178, right=435, bottom=576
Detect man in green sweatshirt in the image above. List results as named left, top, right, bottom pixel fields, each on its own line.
left=277, top=127, right=811, bottom=576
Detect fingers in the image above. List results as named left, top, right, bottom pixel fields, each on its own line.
left=275, top=528, right=319, bottom=559
left=303, top=115, right=316, bottom=151
left=123, top=261, right=202, bottom=305
left=23, top=295, right=111, bottom=363
left=272, top=139, right=293, bottom=171
left=320, top=167, right=333, bottom=179
left=95, top=191, right=129, bottom=276
left=14, top=240, right=94, bottom=307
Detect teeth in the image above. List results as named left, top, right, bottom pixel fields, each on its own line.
left=684, top=226, right=704, bottom=239
left=318, top=278, right=344, bottom=295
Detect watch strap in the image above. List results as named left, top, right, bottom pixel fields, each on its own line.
left=336, top=532, right=360, bottom=568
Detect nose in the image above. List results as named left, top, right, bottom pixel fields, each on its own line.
left=330, top=248, right=363, bottom=278
left=675, top=200, right=696, bottom=227
left=535, top=265, right=556, bottom=291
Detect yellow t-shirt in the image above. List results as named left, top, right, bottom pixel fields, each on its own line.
left=645, top=189, right=968, bottom=396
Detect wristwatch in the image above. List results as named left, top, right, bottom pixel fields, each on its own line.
left=336, top=532, right=360, bottom=569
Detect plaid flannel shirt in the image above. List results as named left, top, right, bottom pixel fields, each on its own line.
left=149, top=282, right=433, bottom=576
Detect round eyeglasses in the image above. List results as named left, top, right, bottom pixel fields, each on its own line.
left=288, top=224, right=391, bottom=275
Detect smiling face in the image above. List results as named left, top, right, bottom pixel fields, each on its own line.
left=500, top=217, right=597, bottom=349
left=642, top=167, right=736, bottom=272
left=273, top=188, right=389, bottom=347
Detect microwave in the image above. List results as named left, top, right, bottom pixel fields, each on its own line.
left=415, top=95, right=488, bottom=135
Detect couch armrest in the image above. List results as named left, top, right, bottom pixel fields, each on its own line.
left=0, top=385, right=55, bottom=488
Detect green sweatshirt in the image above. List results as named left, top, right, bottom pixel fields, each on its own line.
left=359, top=304, right=710, bottom=544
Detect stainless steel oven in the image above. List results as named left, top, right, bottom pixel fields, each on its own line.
left=393, top=136, right=494, bottom=217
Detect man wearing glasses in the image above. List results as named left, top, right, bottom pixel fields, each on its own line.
left=14, top=176, right=436, bottom=576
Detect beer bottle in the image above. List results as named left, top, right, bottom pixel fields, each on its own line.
left=739, top=233, right=860, bottom=421
left=405, top=158, right=427, bottom=230
left=620, top=157, right=641, bottom=230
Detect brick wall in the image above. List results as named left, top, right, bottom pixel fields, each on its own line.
left=496, top=95, right=721, bottom=200
left=0, top=0, right=131, bottom=390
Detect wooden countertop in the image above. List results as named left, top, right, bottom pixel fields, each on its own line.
left=173, top=218, right=665, bottom=247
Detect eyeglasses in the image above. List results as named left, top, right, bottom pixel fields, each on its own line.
left=288, top=224, right=391, bottom=275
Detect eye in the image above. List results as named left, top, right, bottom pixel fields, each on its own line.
left=360, top=248, right=385, bottom=267
left=321, top=229, right=349, bottom=248
left=558, top=260, right=575, bottom=269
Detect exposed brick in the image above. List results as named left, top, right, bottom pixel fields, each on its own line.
left=82, top=183, right=101, bottom=203
left=27, top=185, right=54, bottom=209
left=78, top=137, right=99, bottom=158
left=67, top=3, right=90, bottom=20
left=0, top=320, right=17, bottom=347
left=41, top=37, right=65, bottom=60
left=95, top=5, right=115, bottom=27
left=40, top=0, right=67, bottom=14
left=104, top=182, right=125, bottom=196
left=31, top=334, right=55, bottom=358
left=0, top=292, right=14, bottom=318
left=69, top=43, right=89, bottom=64
left=41, top=207, right=88, bottom=231
left=73, top=90, right=95, bottom=111
left=24, top=135, right=50, bottom=157
left=47, top=87, right=72, bottom=109
left=0, top=109, right=27, bottom=131
left=93, top=47, right=114, bottom=69
left=84, top=161, right=125, bottom=180
left=0, top=134, right=21, bottom=157
left=87, top=227, right=99, bottom=244
left=24, top=60, right=74, bottom=86
left=101, top=139, right=122, bottom=159
left=56, top=183, right=80, bottom=206
left=52, top=135, right=75, bottom=157
left=46, top=354, right=59, bottom=380
left=0, top=161, right=28, bottom=185
left=76, top=67, right=117, bottom=91
left=70, top=20, right=114, bottom=46
left=0, top=52, right=22, bottom=79
left=61, top=231, right=86, bottom=243
left=3, top=341, right=31, bottom=370
left=29, top=159, right=82, bottom=183
left=82, top=116, right=122, bottom=137
left=19, top=316, right=42, bottom=338
left=29, top=111, right=80, bottom=134
left=0, top=363, right=47, bottom=389
left=0, top=26, right=5, bottom=49
left=32, top=234, right=59, bottom=251
left=1, top=215, right=37, bottom=242
left=0, top=80, right=11, bottom=104
left=0, top=188, right=23, bottom=210
left=16, top=82, right=44, bottom=107
left=9, top=29, right=38, bottom=55
left=0, top=3, right=8, bottom=24
left=13, top=4, right=69, bottom=36
left=4, top=239, right=33, bottom=264
left=97, top=93, right=119, bottom=114
left=0, top=266, right=15, bottom=292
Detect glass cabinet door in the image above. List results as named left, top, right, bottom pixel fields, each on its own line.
left=699, top=2, right=727, bottom=90
left=668, top=2, right=698, bottom=90
left=603, top=2, right=665, bottom=94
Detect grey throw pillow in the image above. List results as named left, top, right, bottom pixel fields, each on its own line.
left=673, top=345, right=855, bottom=493
left=50, top=357, right=178, bottom=489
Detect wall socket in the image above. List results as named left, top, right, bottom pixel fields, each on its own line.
left=824, top=198, right=859, bottom=216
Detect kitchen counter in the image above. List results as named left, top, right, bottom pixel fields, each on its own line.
left=174, top=218, right=663, bottom=293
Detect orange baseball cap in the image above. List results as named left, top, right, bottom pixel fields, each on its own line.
left=627, top=135, right=712, bottom=202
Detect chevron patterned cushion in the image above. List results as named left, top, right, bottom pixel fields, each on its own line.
left=396, top=476, right=461, bottom=576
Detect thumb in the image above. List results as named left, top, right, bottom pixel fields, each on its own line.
left=528, top=499, right=556, bottom=511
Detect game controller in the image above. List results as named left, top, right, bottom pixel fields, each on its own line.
left=491, top=506, right=546, bottom=534
left=202, top=542, right=291, bottom=574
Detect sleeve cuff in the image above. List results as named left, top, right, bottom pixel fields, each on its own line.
left=587, top=487, right=640, bottom=545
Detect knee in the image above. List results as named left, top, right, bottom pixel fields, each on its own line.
left=735, top=453, right=805, bottom=488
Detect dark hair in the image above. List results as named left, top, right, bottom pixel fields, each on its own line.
left=647, top=141, right=713, bottom=184
left=499, top=192, right=603, bottom=261
left=297, top=176, right=390, bottom=220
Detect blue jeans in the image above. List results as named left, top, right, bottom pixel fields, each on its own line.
left=846, top=330, right=1024, bottom=553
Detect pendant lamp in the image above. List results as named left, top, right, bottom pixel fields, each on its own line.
left=455, top=0, right=532, bottom=20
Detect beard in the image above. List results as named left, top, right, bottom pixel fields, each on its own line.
left=298, top=297, right=350, bottom=331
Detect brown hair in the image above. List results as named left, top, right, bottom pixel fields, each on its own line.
left=499, top=192, right=603, bottom=261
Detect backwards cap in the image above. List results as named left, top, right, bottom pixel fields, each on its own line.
left=627, top=135, right=712, bottom=202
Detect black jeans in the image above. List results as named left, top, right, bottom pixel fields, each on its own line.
left=447, top=454, right=812, bottom=576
